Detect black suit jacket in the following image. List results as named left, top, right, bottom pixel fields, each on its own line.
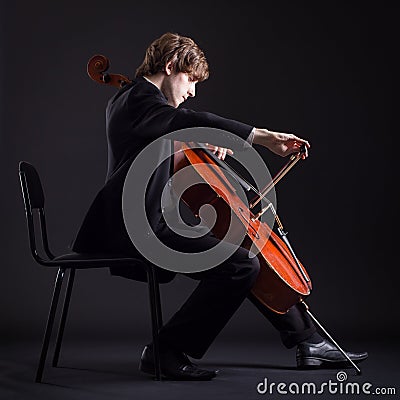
left=72, top=77, right=253, bottom=281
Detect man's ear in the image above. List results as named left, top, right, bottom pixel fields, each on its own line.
left=165, top=61, right=174, bottom=76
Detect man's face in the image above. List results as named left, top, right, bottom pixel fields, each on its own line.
left=161, top=70, right=197, bottom=108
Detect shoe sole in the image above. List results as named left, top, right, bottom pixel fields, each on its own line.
left=139, top=360, right=216, bottom=381
left=297, top=355, right=368, bottom=369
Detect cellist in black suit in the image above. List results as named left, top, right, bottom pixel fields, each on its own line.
left=72, top=32, right=367, bottom=380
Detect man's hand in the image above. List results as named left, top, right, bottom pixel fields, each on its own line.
left=253, top=128, right=310, bottom=159
left=205, top=143, right=234, bottom=160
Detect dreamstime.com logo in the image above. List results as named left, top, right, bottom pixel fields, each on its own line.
left=256, top=371, right=396, bottom=396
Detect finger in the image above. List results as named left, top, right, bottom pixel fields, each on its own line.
left=220, top=148, right=227, bottom=160
left=227, top=148, right=234, bottom=155
left=206, top=143, right=218, bottom=153
left=296, top=137, right=311, bottom=148
left=290, top=134, right=310, bottom=146
left=290, top=140, right=308, bottom=158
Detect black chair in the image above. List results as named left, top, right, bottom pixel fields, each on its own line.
left=18, top=161, right=163, bottom=382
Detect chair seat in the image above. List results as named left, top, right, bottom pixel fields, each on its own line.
left=51, top=252, right=150, bottom=268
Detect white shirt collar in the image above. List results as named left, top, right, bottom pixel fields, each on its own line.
left=143, top=76, right=159, bottom=90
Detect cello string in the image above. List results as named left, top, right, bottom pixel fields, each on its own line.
left=194, top=142, right=262, bottom=196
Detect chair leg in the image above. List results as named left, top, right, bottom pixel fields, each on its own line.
left=52, top=268, right=76, bottom=367
left=154, top=276, right=163, bottom=328
left=147, top=265, right=162, bottom=381
left=35, top=267, right=65, bottom=383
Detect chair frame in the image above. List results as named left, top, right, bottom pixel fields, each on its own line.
left=19, top=161, right=163, bottom=382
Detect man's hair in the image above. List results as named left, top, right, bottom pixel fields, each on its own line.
left=135, top=32, right=209, bottom=82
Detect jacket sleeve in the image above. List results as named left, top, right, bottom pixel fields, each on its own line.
left=134, top=96, right=254, bottom=151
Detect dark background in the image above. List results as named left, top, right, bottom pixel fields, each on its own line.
left=1, top=0, right=396, bottom=352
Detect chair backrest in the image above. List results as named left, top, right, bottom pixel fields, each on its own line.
left=19, top=161, right=45, bottom=211
left=19, top=161, right=54, bottom=264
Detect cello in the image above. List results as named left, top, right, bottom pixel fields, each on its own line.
left=86, top=54, right=362, bottom=374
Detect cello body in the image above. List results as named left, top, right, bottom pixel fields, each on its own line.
left=174, top=142, right=312, bottom=314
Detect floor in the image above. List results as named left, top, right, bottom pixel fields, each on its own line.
left=0, top=338, right=398, bottom=400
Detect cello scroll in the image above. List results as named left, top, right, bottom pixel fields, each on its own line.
left=87, top=54, right=131, bottom=89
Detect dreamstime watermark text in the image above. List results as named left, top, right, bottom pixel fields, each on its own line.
left=256, top=371, right=396, bottom=396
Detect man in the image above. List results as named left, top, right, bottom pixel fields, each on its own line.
left=72, top=32, right=367, bottom=380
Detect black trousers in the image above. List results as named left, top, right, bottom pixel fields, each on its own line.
left=151, top=219, right=316, bottom=359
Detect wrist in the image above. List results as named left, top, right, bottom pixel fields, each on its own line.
left=253, top=128, right=275, bottom=147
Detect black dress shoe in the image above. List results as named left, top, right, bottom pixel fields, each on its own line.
left=296, top=339, right=368, bottom=369
left=139, top=344, right=218, bottom=380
